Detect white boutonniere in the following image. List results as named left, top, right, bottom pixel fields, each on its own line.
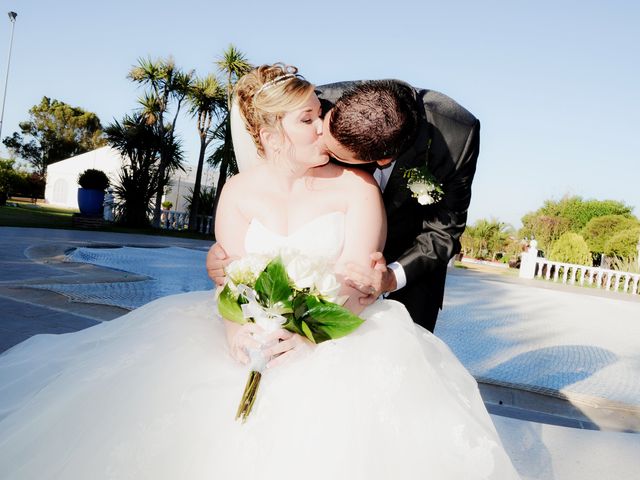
left=402, top=165, right=443, bottom=205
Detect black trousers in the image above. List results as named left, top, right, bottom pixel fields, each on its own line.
left=387, top=265, right=447, bottom=333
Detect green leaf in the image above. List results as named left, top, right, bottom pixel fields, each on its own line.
left=277, top=299, right=294, bottom=315
left=303, top=296, right=364, bottom=343
left=217, top=284, right=246, bottom=324
left=300, top=320, right=315, bottom=343
left=282, top=316, right=304, bottom=337
left=255, top=257, right=292, bottom=306
left=292, top=292, right=308, bottom=319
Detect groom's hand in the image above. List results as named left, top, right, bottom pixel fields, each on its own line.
left=345, top=252, right=396, bottom=305
left=206, top=243, right=236, bottom=286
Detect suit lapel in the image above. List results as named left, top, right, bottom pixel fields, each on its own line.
left=383, top=119, right=432, bottom=215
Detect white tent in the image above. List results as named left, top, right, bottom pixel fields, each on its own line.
left=45, top=146, right=215, bottom=212
left=44, top=146, right=124, bottom=210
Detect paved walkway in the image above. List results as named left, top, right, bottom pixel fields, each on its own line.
left=1, top=226, right=639, bottom=479
left=0, top=227, right=213, bottom=352
left=437, top=269, right=640, bottom=432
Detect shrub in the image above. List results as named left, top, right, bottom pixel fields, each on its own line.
left=185, top=186, right=216, bottom=216
left=548, top=232, right=591, bottom=265
left=603, top=227, right=640, bottom=260
left=0, top=159, right=21, bottom=192
left=161, top=200, right=173, bottom=210
left=608, top=256, right=639, bottom=274
left=2, top=163, right=46, bottom=200
left=25, top=173, right=46, bottom=199
left=581, top=215, right=640, bottom=254
left=78, top=169, right=109, bottom=190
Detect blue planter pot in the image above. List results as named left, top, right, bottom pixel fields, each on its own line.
left=77, top=188, right=104, bottom=216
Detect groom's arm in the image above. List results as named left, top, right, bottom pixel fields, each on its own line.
left=397, top=119, right=480, bottom=285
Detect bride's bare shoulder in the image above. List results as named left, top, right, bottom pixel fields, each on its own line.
left=315, top=162, right=377, bottom=189
left=221, top=165, right=268, bottom=195
left=338, top=165, right=379, bottom=192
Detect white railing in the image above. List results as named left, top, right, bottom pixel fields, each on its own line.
left=519, top=242, right=639, bottom=295
left=532, top=260, right=640, bottom=295
left=160, top=209, right=213, bottom=234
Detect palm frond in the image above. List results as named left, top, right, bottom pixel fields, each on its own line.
left=215, top=45, right=252, bottom=78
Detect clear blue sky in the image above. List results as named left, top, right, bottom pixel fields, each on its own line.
left=1, top=0, right=638, bottom=227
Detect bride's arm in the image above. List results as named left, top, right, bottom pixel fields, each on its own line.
left=335, top=170, right=386, bottom=315
left=214, top=176, right=248, bottom=259
left=214, top=176, right=259, bottom=363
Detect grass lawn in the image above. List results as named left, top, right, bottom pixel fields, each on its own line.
left=455, top=260, right=519, bottom=277
left=0, top=199, right=213, bottom=240
left=0, top=201, right=75, bottom=228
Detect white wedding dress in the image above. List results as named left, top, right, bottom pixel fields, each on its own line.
left=0, top=212, right=519, bottom=479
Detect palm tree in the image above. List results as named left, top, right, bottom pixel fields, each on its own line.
left=210, top=46, right=252, bottom=234
left=186, top=74, right=225, bottom=230
left=105, top=113, right=161, bottom=227
left=462, top=218, right=512, bottom=259
left=128, top=57, right=194, bottom=227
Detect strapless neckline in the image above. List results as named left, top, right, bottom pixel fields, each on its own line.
left=244, top=211, right=345, bottom=261
left=248, top=211, right=345, bottom=239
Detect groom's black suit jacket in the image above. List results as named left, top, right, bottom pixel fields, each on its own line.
left=316, top=80, right=480, bottom=332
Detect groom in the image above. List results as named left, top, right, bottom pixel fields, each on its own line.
left=316, top=80, right=479, bottom=333
left=208, top=79, right=479, bottom=333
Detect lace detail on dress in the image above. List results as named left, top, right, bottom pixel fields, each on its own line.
left=244, top=211, right=345, bottom=261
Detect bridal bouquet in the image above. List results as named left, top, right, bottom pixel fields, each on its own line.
left=217, top=250, right=364, bottom=421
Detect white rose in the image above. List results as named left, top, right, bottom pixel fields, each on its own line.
left=226, top=254, right=269, bottom=285
left=277, top=247, right=299, bottom=269
left=417, top=193, right=434, bottom=205
left=409, top=182, right=429, bottom=195
left=314, top=272, right=341, bottom=302
left=286, top=255, right=319, bottom=289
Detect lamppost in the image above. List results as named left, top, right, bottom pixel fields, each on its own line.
left=0, top=11, right=18, bottom=142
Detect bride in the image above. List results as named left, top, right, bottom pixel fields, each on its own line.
left=0, top=64, right=519, bottom=479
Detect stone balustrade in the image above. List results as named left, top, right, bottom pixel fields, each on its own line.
left=519, top=241, right=639, bottom=295
left=160, top=209, right=213, bottom=234
left=532, top=260, right=640, bottom=295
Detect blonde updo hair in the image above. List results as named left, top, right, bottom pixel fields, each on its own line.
left=234, top=63, right=315, bottom=157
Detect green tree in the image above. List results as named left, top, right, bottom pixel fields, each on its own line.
left=210, top=45, right=252, bottom=234
left=603, top=227, right=640, bottom=261
left=128, top=57, right=193, bottom=227
left=519, top=213, right=571, bottom=254
left=548, top=232, right=591, bottom=265
left=581, top=214, right=640, bottom=255
left=2, top=97, right=106, bottom=176
left=461, top=218, right=512, bottom=260
left=520, top=195, right=633, bottom=252
left=0, top=158, right=19, bottom=193
left=186, top=74, right=225, bottom=230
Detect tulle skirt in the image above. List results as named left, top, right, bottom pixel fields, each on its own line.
left=0, top=291, right=519, bottom=479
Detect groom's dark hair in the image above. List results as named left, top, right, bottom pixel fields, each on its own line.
left=329, top=81, right=418, bottom=162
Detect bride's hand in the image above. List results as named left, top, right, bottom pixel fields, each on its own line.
left=263, top=329, right=313, bottom=369
left=227, top=322, right=264, bottom=365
